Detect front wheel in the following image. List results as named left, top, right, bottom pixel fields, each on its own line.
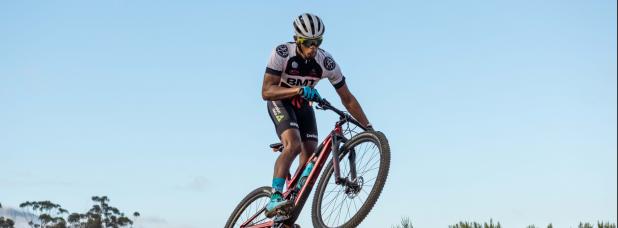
left=224, top=186, right=272, bottom=228
left=311, top=131, right=391, bottom=228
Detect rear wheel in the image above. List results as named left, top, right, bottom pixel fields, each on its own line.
left=224, top=186, right=272, bottom=228
left=311, top=131, right=390, bottom=228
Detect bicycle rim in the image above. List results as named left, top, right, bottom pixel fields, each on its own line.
left=225, top=187, right=272, bottom=228
left=312, top=131, right=390, bottom=228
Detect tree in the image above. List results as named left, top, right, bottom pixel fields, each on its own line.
left=18, top=201, right=67, bottom=228
left=596, top=222, right=617, bottom=228
left=67, top=196, right=139, bottom=228
left=0, top=202, right=14, bottom=228
left=16, top=196, right=139, bottom=228
left=0, top=203, right=15, bottom=228
left=392, top=217, right=413, bottom=228
left=449, top=219, right=501, bottom=228
left=580, top=222, right=594, bottom=228
left=0, top=217, right=15, bottom=228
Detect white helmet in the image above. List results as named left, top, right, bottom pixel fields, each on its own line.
left=293, top=13, right=325, bottom=38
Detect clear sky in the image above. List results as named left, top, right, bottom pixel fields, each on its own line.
left=1, top=0, right=616, bottom=227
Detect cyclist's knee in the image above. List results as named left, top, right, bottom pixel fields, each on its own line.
left=280, top=131, right=302, bottom=156
left=282, top=141, right=301, bottom=156
left=302, top=141, right=318, bottom=154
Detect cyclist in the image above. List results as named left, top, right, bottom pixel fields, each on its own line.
left=261, top=13, right=373, bottom=217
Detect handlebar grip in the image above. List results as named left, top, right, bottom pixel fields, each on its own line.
left=318, top=98, right=329, bottom=106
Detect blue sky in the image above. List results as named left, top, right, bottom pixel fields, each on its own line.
left=1, top=0, right=616, bottom=227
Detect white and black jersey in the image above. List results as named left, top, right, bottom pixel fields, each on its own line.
left=265, top=42, right=346, bottom=89
left=264, top=42, right=345, bottom=141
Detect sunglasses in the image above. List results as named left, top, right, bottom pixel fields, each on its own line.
left=297, top=37, right=323, bottom=47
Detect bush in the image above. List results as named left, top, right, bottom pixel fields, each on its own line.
left=394, top=217, right=616, bottom=228
left=392, top=217, right=413, bottom=228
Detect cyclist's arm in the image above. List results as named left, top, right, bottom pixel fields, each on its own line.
left=335, top=84, right=370, bottom=128
left=262, top=73, right=301, bottom=101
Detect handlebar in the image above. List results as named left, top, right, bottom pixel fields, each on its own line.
left=315, top=98, right=367, bottom=131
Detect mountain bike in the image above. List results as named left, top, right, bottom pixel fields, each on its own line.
left=224, top=98, right=391, bottom=228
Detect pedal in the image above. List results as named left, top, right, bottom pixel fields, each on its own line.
left=272, top=215, right=290, bottom=228
left=265, top=201, right=294, bottom=218
left=272, top=223, right=300, bottom=228
left=275, top=203, right=293, bottom=216
left=274, top=223, right=300, bottom=228
left=272, top=215, right=290, bottom=223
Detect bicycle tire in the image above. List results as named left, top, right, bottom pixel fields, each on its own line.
left=311, top=131, right=390, bottom=228
left=224, top=186, right=272, bottom=228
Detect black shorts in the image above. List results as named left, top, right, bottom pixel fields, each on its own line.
left=267, top=99, right=318, bottom=142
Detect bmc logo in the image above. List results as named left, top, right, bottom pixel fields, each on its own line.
left=287, top=78, right=316, bottom=86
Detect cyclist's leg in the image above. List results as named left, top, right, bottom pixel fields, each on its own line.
left=296, top=103, right=318, bottom=166
left=267, top=100, right=303, bottom=180
left=300, top=141, right=317, bottom=168
left=266, top=100, right=301, bottom=216
left=267, top=131, right=298, bottom=216
left=275, top=129, right=302, bottom=179
left=296, top=103, right=318, bottom=181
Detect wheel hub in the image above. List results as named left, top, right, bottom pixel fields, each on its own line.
left=344, top=176, right=364, bottom=198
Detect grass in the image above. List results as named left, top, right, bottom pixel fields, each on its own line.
left=391, top=217, right=617, bottom=228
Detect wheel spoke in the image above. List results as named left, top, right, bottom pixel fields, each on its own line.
left=232, top=193, right=271, bottom=227
left=334, top=193, right=347, bottom=225
left=343, top=196, right=350, bottom=222
left=317, top=137, right=386, bottom=227
left=360, top=148, right=378, bottom=174
left=322, top=187, right=343, bottom=211
left=360, top=166, right=379, bottom=176
left=324, top=189, right=342, bottom=224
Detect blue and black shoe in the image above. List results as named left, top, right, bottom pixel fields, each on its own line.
left=264, top=192, right=293, bottom=218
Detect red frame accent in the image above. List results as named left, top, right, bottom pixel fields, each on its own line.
left=293, top=136, right=332, bottom=204
left=244, top=221, right=273, bottom=228
left=238, top=124, right=344, bottom=228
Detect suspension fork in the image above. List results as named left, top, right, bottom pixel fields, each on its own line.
left=331, top=131, right=343, bottom=184
left=348, top=148, right=358, bottom=180
left=330, top=130, right=358, bottom=185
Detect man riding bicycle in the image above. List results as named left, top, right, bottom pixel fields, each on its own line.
left=261, top=13, right=373, bottom=217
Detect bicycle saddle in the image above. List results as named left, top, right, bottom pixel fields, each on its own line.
left=269, top=143, right=284, bottom=152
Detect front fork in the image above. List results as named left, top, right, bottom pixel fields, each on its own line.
left=330, top=132, right=358, bottom=186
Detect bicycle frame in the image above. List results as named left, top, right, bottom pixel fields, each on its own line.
left=240, top=99, right=363, bottom=228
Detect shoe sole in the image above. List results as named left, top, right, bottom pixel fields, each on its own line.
left=264, top=201, right=294, bottom=218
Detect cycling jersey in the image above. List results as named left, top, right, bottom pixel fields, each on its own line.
left=265, top=42, right=346, bottom=90
left=264, top=42, right=345, bottom=141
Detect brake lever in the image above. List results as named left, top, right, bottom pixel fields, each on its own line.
left=315, top=98, right=329, bottom=110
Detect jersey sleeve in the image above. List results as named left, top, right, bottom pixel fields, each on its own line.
left=265, top=44, right=289, bottom=76
left=320, top=50, right=346, bottom=89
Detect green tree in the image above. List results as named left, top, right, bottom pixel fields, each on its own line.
left=16, top=196, right=139, bottom=228
left=0, top=203, right=15, bottom=228
left=67, top=212, right=84, bottom=227
left=580, top=222, right=594, bottom=228
left=449, top=221, right=482, bottom=228
left=18, top=201, right=68, bottom=228
left=547, top=223, right=553, bottom=228
left=449, top=219, right=501, bottom=228
left=68, top=196, right=139, bottom=228
left=0, top=217, right=15, bottom=228
left=392, top=217, right=413, bottom=228
left=596, top=221, right=617, bottom=228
